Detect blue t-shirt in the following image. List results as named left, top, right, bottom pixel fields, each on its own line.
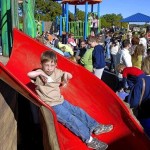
left=92, top=45, right=106, bottom=69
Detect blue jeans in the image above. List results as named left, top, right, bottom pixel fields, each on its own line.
left=64, top=52, right=71, bottom=58
left=52, top=100, right=99, bottom=142
left=106, top=43, right=110, bottom=59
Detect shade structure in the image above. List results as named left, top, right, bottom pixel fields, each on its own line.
left=120, top=13, right=150, bottom=23
left=62, top=0, right=102, bottom=5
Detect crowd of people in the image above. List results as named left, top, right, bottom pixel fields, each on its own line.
left=35, top=26, right=150, bottom=144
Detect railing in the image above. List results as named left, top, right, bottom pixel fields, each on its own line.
left=68, top=21, right=84, bottom=38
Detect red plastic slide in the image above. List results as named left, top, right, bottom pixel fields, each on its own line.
left=0, top=29, right=150, bottom=150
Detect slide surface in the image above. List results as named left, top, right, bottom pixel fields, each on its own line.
left=0, top=29, right=150, bottom=150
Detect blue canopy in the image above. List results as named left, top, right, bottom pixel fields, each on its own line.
left=120, top=13, right=150, bottom=22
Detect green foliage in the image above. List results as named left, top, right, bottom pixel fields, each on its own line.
left=35, top=0, right=62, bottom=21
left=76, top=9, right=85, bottom=21
left=69, top=8, right=85, bottom=21
left=101, top=13, right=128, bottom=28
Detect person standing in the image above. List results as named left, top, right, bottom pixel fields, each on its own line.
left=125, top=56, right=150, bottom=138
left=131, top=44, right=144, bottom=69
left=117, top=39, right=132, bottom=67
left=88, top=36, right=106, bottom=79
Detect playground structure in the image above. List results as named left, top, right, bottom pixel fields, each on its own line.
left=0, top=0, right=39, bottom=56
left=0, top=0, right=102, bottom=56
left=57, top=0, right=102, bottom=39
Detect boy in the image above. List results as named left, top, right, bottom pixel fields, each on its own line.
left=116, top=64, right=145, bottom=90
left=27, top=50, right=113, bottom=150
left=88, top=36, right=106, bottom=79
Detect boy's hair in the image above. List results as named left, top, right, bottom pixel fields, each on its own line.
left=116, top=63, right=125, bottom=72
left=88, top=36, right=98, bottom=43
left=142, top=56, right=150, bottom=75
left=122, top=39, right=130, bottom=48
left=41, top=50, right=57, bottom=64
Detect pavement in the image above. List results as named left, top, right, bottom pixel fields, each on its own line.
left=0, top=55, right=9, bottom=65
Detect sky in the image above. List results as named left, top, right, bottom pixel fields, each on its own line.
left=69, top=0, right=150, bottom=19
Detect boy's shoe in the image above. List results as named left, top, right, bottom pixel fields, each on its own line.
left=94, top=124, right=113, bottom=135
left=87, top=138, right=108, bottom=150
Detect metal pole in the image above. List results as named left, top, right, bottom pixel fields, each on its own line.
left=1, top=0, right=11, bottom=56
left=84, top=1, right=88, bottom=40
left=65, top=3, right=69, bottom=33
left=75, top=5, right=77, bottom=20
left=91, top=4, right=93, bottom=12
left=59, top=15, right=62, bottom=36
left=23, top=0, right=36, bottom=38
left=97, top=3, right=101, bottom=32
left=11, top=0, right=19, bottom=28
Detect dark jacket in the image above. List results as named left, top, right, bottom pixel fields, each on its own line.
left=92, top=45, right=106, bottom=69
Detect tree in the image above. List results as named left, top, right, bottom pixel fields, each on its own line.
left=35, top=0, right=62, bottom=21
left=101, top=13, right=127, bottom=28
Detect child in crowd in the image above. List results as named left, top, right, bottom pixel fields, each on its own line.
left=67, top=33, right=76, bottom=47
left=80, top=46, right=94, bottom=72
left=75, top=40, right=87, bottom=65
left=58, top=42, right=74, bottom=58
left=88, top=36, right=106, bottom=79
left=27, top=50, right=113, bottom=150
left=116, top=64, right=145, bottom=91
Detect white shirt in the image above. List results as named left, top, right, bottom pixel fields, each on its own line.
left=139, top=37, right=147, bottom=49
left=139, top=37, right=147, bottom=57
left=118, top=48, right=132, bottom=67
left=110, top=42, right=120, bottom=55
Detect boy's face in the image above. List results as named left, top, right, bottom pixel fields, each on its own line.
left=81, top=42, right=86, bottom=48
left=118, top=68, right=123, bottom=74
left=88, top=41, right=96, bottom=48
left=42, top=60, right=57, bottom=75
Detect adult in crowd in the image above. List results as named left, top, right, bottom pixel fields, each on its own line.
left=125, top=56, right=150, bottom=138
left=131, top=44, right=144, bottom=69
left=105, top=32, right=111, bottom=59
left=139, top=32, right=147, bottom=57
left=130, top=36, right=140, bottom=55
left=117, top=39, right=132, bottom=67
left=109, top=35, right=120, bottom=73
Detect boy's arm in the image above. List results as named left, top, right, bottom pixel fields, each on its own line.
left=62, top=72, right=72, bottom=86
left=27, top=69, right=48, bottom=79
left=64, top=72, right=72, bottom=80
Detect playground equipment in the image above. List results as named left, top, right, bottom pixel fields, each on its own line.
left=1, top=28, right=150, bottom=149
left=0, top=0, right=38, bottom=56
left=58, top=0, right=102, bottom=39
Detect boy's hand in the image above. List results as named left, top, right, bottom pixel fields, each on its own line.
left=62, top=72, right=72, bottom=86
left=40, top=75, right=48, bottom=83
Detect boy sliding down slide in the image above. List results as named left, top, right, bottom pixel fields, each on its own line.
left=27, top=50, right=113, bottom=150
